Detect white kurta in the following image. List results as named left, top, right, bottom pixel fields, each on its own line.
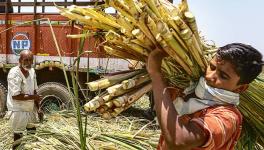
left=6, top=66, right=39, bottom=133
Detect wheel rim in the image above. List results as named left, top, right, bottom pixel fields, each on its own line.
left=40, top=95, right=67, bottom=113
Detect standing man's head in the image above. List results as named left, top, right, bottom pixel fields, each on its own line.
left=19, top=50, right=33, bottom=71
left=205, top=43, right=263, bottom=93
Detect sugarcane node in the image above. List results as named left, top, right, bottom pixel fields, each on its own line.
left=128, top=97, right=134, bottom=104
left=160, top=40, right=168, bottom=48
left=162, top=32, right=174, bottom=42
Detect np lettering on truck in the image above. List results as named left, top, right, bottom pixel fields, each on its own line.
left=11, top=33, right=31, bottom=55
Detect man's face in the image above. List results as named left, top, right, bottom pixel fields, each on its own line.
left=20, top=55, right=33, bottom=70
left=205, top=57, right=244, bottom=92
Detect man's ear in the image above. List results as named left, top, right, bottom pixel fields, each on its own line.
left=234, top=84, right=249, bottom=93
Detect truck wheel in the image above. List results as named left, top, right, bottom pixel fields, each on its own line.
left=37, top=82, right=73, bottom=113
left=0, top=82, right=7, bottom=117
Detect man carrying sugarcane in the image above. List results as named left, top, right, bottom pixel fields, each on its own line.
left=147, top=43, right=263, bottom=149
left=6, top=50, right=42, bottom=149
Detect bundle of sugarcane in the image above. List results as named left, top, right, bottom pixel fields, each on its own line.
left=84, top=69, right=152, bottom=119
left=58, top=0, right=264, bottom=147
left=57, top=0, right=218, bottom=89
left=238, top=74, right=264, bottom=147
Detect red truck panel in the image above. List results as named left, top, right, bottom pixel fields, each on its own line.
left=0, top=14, right=105, bottom=58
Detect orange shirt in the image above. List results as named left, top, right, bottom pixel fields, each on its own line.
left=157, top=105, right=243, bottom=150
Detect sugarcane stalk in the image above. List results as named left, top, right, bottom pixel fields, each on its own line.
left=101, top=111, right=113, bottom=119
left=84, top=95, right=105, bottom=112
left=105, top=41, right=144, bottom=59
left=60, top=8, right=117, bottom=31
left=173, top=15, right=203, bottom=55
left=157, top=2, right=171, bottom=23
left=143, top=5, right=158, bottom=21
left=109, top=43, right=146, bottom=61
left=71, top=6, right=121, bottom=29
left=104, top=46, right=140, bottom=61
left=165, top=57, right=187, bottom=74
left=113, top=83, right=152, bottom=107
left=107, top=84, right=132, bottom=97
left=127, top=42, right=149, bottom=56
left=109, top=0, right=137, bottom=24
left=137, top=12, right=157, bottom=46
left=85, top=99, right=101, bottom=112
left=122, top=73, right=150, bottom=89
left=157, top=37, right=193, bottom=76
left=84, top=92, right=114, bottom=112
left=183, top=11, right=203, bottom=49
left=173, top=16, right=207, bottom=69
left=131, top=39, right=152, bottom=51
left=132, top=29, right=153, bottom=49
left=87, top=69, right=144, bottom=91
left=157, top=21, right=194, bottom=68
left=113, top=107, right=124, bottom=114
left=204, top=49, right=218, bottom=55
left=58, top=7, right=86, bottom=21
left=113, top=83, right=152, bottom=115
left=113, top=95, right=128, bottom=107
left=67, top=33, right=93, bottom=39
left=106, top=31, right=149, bottom=57
left=105, top=101, right=114, bottom=109
left=141, top=0, right=161, bottom=18
left=170, top=28, right=188, bottom=50
left=83, top=20, right=117, bottom=31
left=97, top=105, right=109, bottom=114
left=161, top=60, right=173, bottom=75
left=109, top=44, right=147, bottom=61
left=116, top=15, right=134, bottom=37
left=180, top=29, right=207, bottom=70
left=173, top=15, right=188, bottom=31
left=159, top=0, right=179, bottom=17
left=124, top=0, right=141, bottom=18
left=178, top=0, right=189, bottom=15
left=103, top=94, right=112, bottom=102
left=146, top=15, right=159, bottom=38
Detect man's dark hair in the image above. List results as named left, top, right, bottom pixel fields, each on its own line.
left=217, top=43, right=263, bottom=84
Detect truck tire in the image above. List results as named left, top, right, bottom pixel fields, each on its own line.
left=37, top=82, right=73, bottom=113
left=0, top=82, right=7, bottom=117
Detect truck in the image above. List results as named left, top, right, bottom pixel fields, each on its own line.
left=0, top=0, right=131, bottom=115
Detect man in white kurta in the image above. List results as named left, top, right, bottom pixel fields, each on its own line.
left=6, top=50, right=41, bottom=149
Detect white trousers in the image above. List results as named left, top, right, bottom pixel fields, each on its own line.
left=7, top=111, right=38, bottom=134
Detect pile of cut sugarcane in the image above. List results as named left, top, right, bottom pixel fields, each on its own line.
left=83, top=69, right=151, bottom=119
left=58, top=0, right=264, bottom=147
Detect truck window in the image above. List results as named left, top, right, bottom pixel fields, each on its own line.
left=0, top=0, right=13, bottom=13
